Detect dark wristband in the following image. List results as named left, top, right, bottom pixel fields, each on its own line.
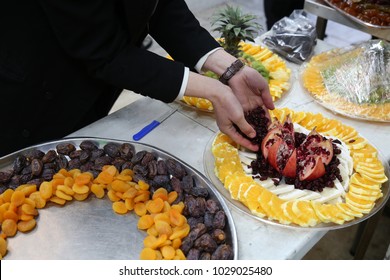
left=219, top=59, right=245, bottom=85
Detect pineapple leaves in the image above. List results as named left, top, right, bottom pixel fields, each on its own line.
left=210, top=5, right=262, bottom=57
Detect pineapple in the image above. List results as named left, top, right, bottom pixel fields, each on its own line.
left=211, top=5, right=261, bottom=57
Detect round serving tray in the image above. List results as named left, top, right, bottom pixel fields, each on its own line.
left=324, top=0, right=390, bottom=30
left=0, top=137, right=238, bottom=260
left=203, top=132, right=390, bottom=231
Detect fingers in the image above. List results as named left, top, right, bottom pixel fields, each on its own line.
left=223, top=124, right=259, bottom=152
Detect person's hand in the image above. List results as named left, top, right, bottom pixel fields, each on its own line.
left=228, top=65, right=274, bottom=119
left=184, top=72, right=260, bottom=151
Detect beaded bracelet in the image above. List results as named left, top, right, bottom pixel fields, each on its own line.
left=219, top=59, right=245, bottom=85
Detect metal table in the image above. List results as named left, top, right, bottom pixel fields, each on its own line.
left=304, top=0, right=390, bottom=41
left=67, top=39, right=389, bottom=259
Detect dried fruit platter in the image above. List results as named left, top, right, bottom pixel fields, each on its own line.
left=204, top=107, right=389, bottom=230
left=0, top=138, right=237, bottom=260
left=180, top=42, right=292, bottom=112
left=302, top=40, right=390, bottom=122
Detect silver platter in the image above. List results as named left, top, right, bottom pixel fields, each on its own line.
left=0, top=137, right=238, bottom=260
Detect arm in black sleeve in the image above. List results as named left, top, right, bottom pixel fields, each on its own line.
left=38, top=0, right=185, bottom=102
left=149, top=0, right=221, bottom=69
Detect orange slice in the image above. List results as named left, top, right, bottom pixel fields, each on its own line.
left=244, top=184, right=266, bottom=218
left=292, top=201, right=319, bottom=227
left=350, top=174, right=382, bottom=190
left=258, top=189, right=276, bottom=219
left=213, top=133, right=237, bottom=147
left=336, top=203, right=363, bottom=218
left=347, top=137, right=368, bottom=150
left=351, top=144, right=378, bottom=158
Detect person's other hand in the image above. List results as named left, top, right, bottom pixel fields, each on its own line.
left=228, top=65, right=274, bottom=119
left=185, top=72, right=259, bottom=151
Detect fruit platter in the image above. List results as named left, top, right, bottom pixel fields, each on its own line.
left=181, top=42, right=292, bottom=112
left=324, top=0, right=390, bottom=28
left=205, top=107, right=389, bottom=229
left=0, top=138, right=237, bottom=260
left=302, top=40, right=390, bottom=122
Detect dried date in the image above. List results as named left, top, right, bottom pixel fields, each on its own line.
left=0, top=171, right=13, bottom=184
left=68, top=158, right=81, bottom=170
left=42, top=150, right=57, bottom=163
left=213, top=210, right=226, bottom=230
left=13, top=155, right=27, bottom=174
left=23, top=149, right=45, bottom=160
left=206, top=199, right=220, bottom=214
left=203, top=212, right=214, bottom=230
left=80, top=140, right=98, bottom=151
left=69, top=150, right=83, bottom=159
left=41, top=169, right=55, bottom=181
left=199, top=252, right=211, bottom=260
left=194, top=233, right=217, bottom=253
left=147, top=160, right=157, bottom=178
left=79, top=150, right=91, bottom=164
left=211, top=244, right=233, bottom=260
left=140, top=152, right=155, bottom=166
left=157, top=160, right=168, bottom=175
left=56, top=154, right=68, bottom=169
left=90, top=149, right=105, bottom=161
left=56, top=143, right=76, bottom=155
left=31, top=159, right=43, bottom=176
left=166, top=159, right=186, bottom=179
left=186, top=248, right=200, bottom=260
left=181, top=175, right=193, bottom=193
left=190, top=186, right=208, bottom=198
left=212, top=229, right=226, bottom=244
left=104, top=143, right=120, bottom=158
left=119, top=143, right=135, bottom=160
left=133, top=164, right=148, bottom=177
left=131, top=151, right=146, bottom=164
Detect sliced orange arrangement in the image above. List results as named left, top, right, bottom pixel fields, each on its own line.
left=211, top=107, right=388, bottom=227
left=181, top=42, right=291, bottom=111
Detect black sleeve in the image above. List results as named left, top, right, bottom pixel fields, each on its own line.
left=149, top=0, right=221, bottom=69
left=38, top=0, right=186, bottom=102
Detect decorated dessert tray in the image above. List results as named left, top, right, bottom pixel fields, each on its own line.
left=205, top=107, right=389, bottom=230
left=0, top=138, right=237, bottom=260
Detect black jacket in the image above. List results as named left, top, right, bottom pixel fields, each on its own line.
left=0, top=0, right=220, bottom=156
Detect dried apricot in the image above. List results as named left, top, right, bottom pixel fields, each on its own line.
left=57, top=185, right=75, bottom=196
left=2, top=189, right=14, bottom=203
left=140, top=247, right=156, bottom=260
left=107, top=190, right=121, bottom=202
left=147, top=226, right=159, bottom=237
left=17, top=219, right=36, bottom=233
left=49, top=196, right=66, bottom=205
left=172, top=238, right=182, bottom=249
left=73, top=193, right=89, bottom=201
left=2, top=219, right=17, bottom=237
left=138, top=180, right=149, bottom=191
left=153, top=213, right=170, bottom=224
left=122, top=187, right=138, bottom=199
left=155, top=220, right=172, bottom=236
left=161, top=245, right=175, bottom=260
left=23, top=198, right=36, bottom=208
left=175, top=249, right=186, bottom=260
left=134, top=202, right=147, bottom=216
left=39, top=181, right=53, bottom=200
left=112, top=201, right=128, bottom=214
left=124, top=198, right=134, bottom=211
left=171, top=202, right=185, bottom=213
left=72, top=184, right=89, bottom=195
left=0, top=237, right=7, bottom=258
left=3, top=210, right=18, bottom=222
left=111, top=180, right=131, bottom=192
left=74, top=173, right=91, bottom=186
left=167, top=191, right=178, bottom=204
left=29, top=192, right=46, bottom=208
left=169, top=209, right=185, bottom=227
left=134, top=191, right=150, bottom=203
left=163, top=201, right=171, bottom=212
left=64, top=177, right=74, bottom=187
left=146, top=198, right=164, bottom=214
left=137, top=215, right=154, bottom=230
left=143, top=235, right=157, bottom=248
left=16, top=184, right=37, bottom=197
left=21, top=204, right=38, bottom=216
left=91, top=184, right=105, bottom=199
left=56, top=190, right=72, bottom=201
left=169, top=224, right=190, bottom=240
left=152, top=188, right=168, bottom=201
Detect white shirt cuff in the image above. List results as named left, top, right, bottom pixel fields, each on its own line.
left=175, top=66, right=189, bottom=102
left=194, top=47, right=223, bottom=73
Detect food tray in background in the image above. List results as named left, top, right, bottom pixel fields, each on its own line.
left=0, top=138, right=238, bottom=260
left=324, top=0, right=390, bottom=29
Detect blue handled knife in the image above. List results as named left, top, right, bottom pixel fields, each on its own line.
left=132, top=108, right=177, bottom=141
